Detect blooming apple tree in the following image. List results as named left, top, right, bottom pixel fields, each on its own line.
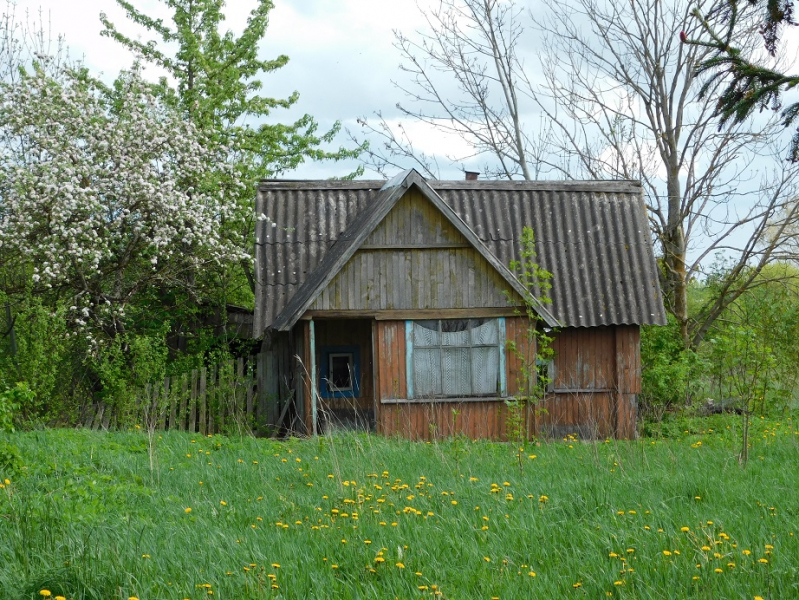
left=0, top=63, right=247, bottom=348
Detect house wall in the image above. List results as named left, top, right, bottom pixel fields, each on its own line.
left=374, top=318, right=640, bottom=440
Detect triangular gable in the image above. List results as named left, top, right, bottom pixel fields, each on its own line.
left=269, top=169, right=559, bottom=331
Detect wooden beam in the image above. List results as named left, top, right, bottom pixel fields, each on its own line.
left=381, top=396, right=513, bottom=405
left=359, top=243, right=470, bottom=250
left=300, top=307, right=526, bottom=320
left=310, top=319, right=317, bottom=436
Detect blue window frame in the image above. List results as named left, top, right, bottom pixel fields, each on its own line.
left=320, top=345, right=361, bottom=398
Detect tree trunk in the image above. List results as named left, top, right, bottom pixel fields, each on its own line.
left=664, top=164, right=689, bottom=347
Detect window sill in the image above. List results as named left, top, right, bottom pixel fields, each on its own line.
left=381, top=396, right=513, bottom=405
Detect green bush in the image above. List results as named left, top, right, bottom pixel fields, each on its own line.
left=0, top=440, right=22, bottom=474
left=0, top=382, right=33, bottom=433
left=640, top=317, right=706, bottom=412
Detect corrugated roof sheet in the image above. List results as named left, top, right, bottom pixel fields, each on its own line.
left=254, top=175, right=667, bottom=336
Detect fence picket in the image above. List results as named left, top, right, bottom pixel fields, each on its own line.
left=189, top=369, right=198, bottom=433
left=199, top=367, right=207, bottom=436
left=169, top=375, right=177, bottom=430
left=79, top=350, right=286, bottom=436
left=208, top=364, right=216, bottom=435
left=178, top=374, right=188, bottom=431
left=246, top=356, right=255, bottom=425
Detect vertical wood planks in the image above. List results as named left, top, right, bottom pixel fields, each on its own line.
left=199, top=368, right=207, bottom=436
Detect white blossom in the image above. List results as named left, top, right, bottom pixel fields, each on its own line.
left=0, top=65, right=248, bottom=344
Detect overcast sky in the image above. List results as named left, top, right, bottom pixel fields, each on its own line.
left=14, top=0, right=799, bottom=185
left=20, top=0, right=471, bottom=180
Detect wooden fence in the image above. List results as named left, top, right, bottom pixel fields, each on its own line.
left=80, top=353, right=293, bottom=436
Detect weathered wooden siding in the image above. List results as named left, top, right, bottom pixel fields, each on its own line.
left=551, top=327, right=616, bottom=390
left=538, top=326, right=639, bottom=439
left=379, top=400, right=510, bottom=441
left=615, top=325, right=640, bottom=439
left=505, top=316, right=536, bottom=396
left=537, top=393, right=615, bottom=439
left=309, top=190, right=521, bottom=311
left=375, top=320, right=407, bottom=402
left=365, top=188, right=463, bottom=246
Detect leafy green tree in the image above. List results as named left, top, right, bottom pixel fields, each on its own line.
left=688, top=0, right=799, bottom=161
left=100, top=0, right=362, bottom=292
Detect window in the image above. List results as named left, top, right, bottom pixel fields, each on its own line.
left=320, top=346, right=360, bottom=398
left=409, top=318, right=505, bottom=398
left=536, top=358, right=555, bottom=393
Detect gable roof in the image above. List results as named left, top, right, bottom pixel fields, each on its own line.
left=254, top=172, right=667, bottom=336
left=268, top=169, right=559, bottom=331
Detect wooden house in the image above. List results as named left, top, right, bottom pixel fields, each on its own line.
left=253, top=169, right=666, bottom=440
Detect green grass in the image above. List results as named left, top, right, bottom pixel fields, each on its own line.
left=1, top=415, right=798, bottom=599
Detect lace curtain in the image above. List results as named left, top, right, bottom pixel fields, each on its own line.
left=412, top=319, right=499, bottom=397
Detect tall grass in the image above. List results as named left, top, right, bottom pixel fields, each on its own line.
left=1, top=415, right=798, bottom=599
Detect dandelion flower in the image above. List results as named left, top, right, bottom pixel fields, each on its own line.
left=39, top=592, right=52, bottom=598
left=184, top=507, right=192, bottom=513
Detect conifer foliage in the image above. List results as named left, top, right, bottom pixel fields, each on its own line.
left=690, top=0, right=799, bottom=161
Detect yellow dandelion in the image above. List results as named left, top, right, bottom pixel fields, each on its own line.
left=662, top=550, right=672, bottom=556
left=396, top=562, right=405, bottom=568
left=39, top=592, right=52, bottom=598
left=681, top=527, right=690, bottom=532
left=220, top=501, right=227, bottom=506
left=528, top=571, right=536, bottom=577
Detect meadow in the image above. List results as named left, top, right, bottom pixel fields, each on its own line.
left=1, top=415, right=797, bottom=599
